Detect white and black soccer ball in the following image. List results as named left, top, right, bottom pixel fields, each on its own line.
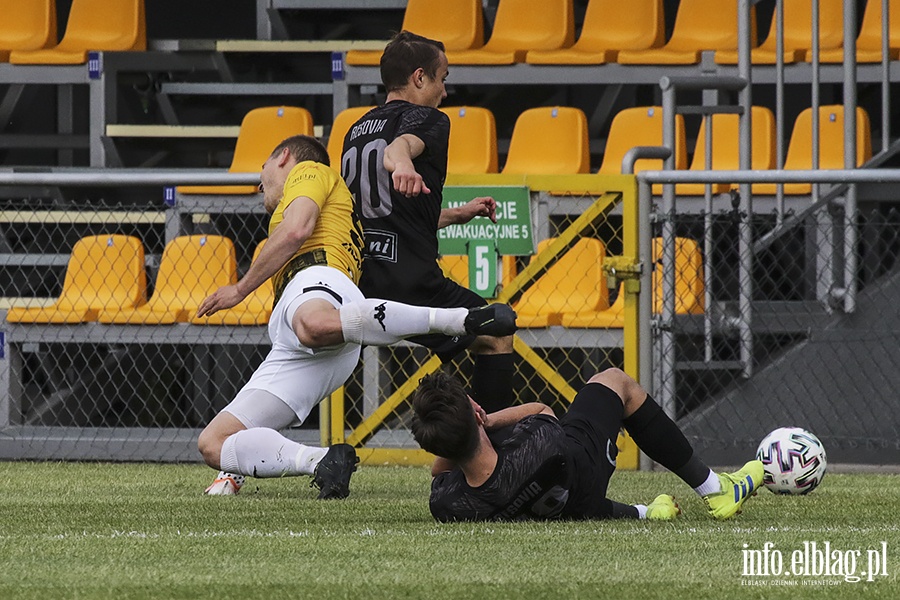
left=755, top=427, right=827, bottom=494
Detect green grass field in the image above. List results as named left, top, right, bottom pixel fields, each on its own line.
left=1, top=462, right=898, bottom=599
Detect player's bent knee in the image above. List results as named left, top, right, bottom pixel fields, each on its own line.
left=293, top=309, right=340, bottom=348
left=197, top=428, right=224, bottom=469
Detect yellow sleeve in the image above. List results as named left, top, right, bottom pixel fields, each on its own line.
left=281, top=163, right=332, bottom=211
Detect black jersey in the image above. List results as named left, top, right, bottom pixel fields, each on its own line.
left=340, top=100, right=450, bottom=303
left=428, top=415, right=571, bottom=522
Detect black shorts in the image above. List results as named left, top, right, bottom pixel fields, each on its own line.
left=403, top=277, right=487, bottom=362
left=558, top=382, right=625, bottom=519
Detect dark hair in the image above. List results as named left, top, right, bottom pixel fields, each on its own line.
left=411, top=371, right=480, bottom=462
left=271, top=134, right=330, bottom=167
left=380, top=30, right=446, bottom=93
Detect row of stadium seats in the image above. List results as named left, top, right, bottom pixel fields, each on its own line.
left=5, top=233, right=703, bottom=329
left=2, top=0, right=898, bottom=66
left=6, top=234, right=272, bottom=326
left=346, top=0, right=900, bottom=67
left=176, top=103, right=873, bottom=197
left=0, top=0, right=144, bottom=64
left=441, top=237, right=705, bottom=328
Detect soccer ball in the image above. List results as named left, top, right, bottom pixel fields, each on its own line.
left=755, top=427, right=827, bottom=494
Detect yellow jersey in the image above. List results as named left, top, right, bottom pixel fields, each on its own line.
left=269, top=161, right=364, bottom=299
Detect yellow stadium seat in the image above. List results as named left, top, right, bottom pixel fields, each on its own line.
left=526, top=0, right=664, bottom=64
left=439, top=106, right=498, bottom=174
left=0, top=0, right=56, bottom=62
left=617, top=0, right=754, bottom=65
left=438, top=254, right=518, bottom=290
left=346, top=0, right=483, bottom=65
left=597, top=106, right=687, bottom=194
left=816, top=0, right=900, bottom=63
left=561, top=236, right=704, bottom=328
left=716, top=0, right=843, bottom=64
left=98, top=235, right=236, bottom=325
left=753, top=105, right=872, bottom=195
left=191, top=239, right=273, bottom=326
left=9, top=0, right=145, bottom=65
left=177, top=106, right=314, bottom=196
left=327, top=106, right=376, bottom=171
left=513, top=238, right=608, bottom=328
left=445, top=0, right=574, bottom=65
left=678, top=106, right=776, bottom=196
left=6, top=235, right=146, bottom=324
left=502, top=107, right=589, bottom=175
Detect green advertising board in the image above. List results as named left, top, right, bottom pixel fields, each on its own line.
left=438, top=186, right=534, bottom=256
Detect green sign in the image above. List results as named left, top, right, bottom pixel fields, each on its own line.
left=467, top=239, right=498, bottom=298
left=438, top=186, right=534, bottom=256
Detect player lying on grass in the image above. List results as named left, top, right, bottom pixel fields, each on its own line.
left=195, top=134, right=516, bottom=499
left=411, top=367, right=763, bottom=521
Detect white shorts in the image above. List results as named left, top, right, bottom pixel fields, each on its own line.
left=224, top=265, right=364, bottom=426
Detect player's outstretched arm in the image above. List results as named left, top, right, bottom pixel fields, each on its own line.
left=482, top=403, right=555, bottom=431
left=196, top=197, right=320, bottom=317
left=438, top=196, right=497, bottom=228
left=384, top=133, right=430, bottom=197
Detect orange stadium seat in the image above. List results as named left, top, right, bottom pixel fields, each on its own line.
left=597, top=106, right=687, bottom=194
left=346, top=0, right=483, bottom=65
left=440, top=106, right=498, bottom=174
left=716, top=0, right=843, bottom=64
left=6, top=235, right=146, bottom=324
left=816, top=0, right=900, bottom=63
left=617, top=0, right=755, bottom=65
left=327, top=106, right=376, bottom=170
left=502, top=107, right=589, bottom=175
left=513, top=238, right=608, bottom=328
left=98, top=235, right=236, bottom=325
left=753, top=105, right=872, bottom=195
left=177, top=106, right=314, bottom=196
left=678, top=106, right=776, bottom=196
left=191, top=239, right=274, bottom=326
left=560, top=236, right=704, bottom=328
left=0, top=0, right=56, bottom=62
left=445, top=0, right=574, bottom=65
left=526, top=0, right=664, bottom=64
left=9, top=0, right=145, bottom=65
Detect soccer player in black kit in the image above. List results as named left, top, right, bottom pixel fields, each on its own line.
left=411, top=368, right=764, bottom=522
left=341, top=31, right=515, bottom=413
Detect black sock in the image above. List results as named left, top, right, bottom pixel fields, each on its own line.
left=623, top=395, right=711, bottom=488
left=471, top=353, right=514, bottom=413
left=609, top=500, right=640, bottom=519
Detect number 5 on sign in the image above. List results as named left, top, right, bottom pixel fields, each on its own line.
left=467, top=239, right=499, bottom=298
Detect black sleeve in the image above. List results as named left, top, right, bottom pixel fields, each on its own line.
left=396, top=106, right=450, bottom=159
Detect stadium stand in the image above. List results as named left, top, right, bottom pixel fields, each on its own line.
left=445, top=0, right=574, bottom=64
left=753, top=105, right=872, bottom=195
left=816, top=0, right=900, bottom=63
left=176, top=106, right=314, bottom=195
left=716, top=0, right=844, bottom=64
left=345, top=0, right=484, bottom=65
left=97, top=235, right=236, bottom=325
left=502, top=106, right=589, bottom=175
left=617, top=0, right=755, bottom=65
left=191, top=238, right=273, bottom=326
left=0, top=0, right=57, bottom=63
left=6, top=235, right=146, bottom=324
left=513, top=237, right=608, bottom=328
left=9, top=0, right=146, bottom=64
left=677, top=106, right=776, bottom=196
left=559, top=236, right=704, bottom=328
left=525, top=0, right=664, bottom=65
left=439, top=106, right=499, bottom=175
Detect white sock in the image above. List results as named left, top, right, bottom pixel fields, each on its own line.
left=219, top=428, right=323, bottom=477
left=634, top=504, right=648, bottom=519
left=693, top=469, right=721, bottom=496
left=339, top=299, right=467, bottom=345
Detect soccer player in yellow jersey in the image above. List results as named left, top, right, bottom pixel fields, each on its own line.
left=195, top=135, right=516, bottom=499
